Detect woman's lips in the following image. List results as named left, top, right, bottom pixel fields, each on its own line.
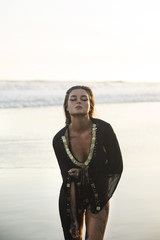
left=75, top=106, right=82, bottom=109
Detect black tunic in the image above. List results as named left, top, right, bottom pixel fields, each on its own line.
left=52, top=118, right=123, bottom=215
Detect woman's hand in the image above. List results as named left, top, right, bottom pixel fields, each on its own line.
left=68, top=168, right=81, bottom=180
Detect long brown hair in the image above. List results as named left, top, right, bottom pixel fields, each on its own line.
left=63, top=85, right=95, bottom=125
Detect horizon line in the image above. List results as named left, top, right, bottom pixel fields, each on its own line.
left=0, top=79, right=160, bottom=84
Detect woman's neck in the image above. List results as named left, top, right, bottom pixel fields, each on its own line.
left=70, top=116, right=92, bottom=133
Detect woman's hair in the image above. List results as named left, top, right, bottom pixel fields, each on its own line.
left=63, top=85, right=95, bottom=125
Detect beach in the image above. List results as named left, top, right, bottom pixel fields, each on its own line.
left=0, top=102, right=160, bottom=240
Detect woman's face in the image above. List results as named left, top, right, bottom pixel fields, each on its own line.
left=67, top=89, right=91, bottom=118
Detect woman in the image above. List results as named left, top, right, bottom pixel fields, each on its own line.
left=53, top=86, right=123, bottom=240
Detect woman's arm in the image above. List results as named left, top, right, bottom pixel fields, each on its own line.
left=53, top=136, right=70, bottom=182
left=105, top=124, right=123, bottom=174
left=103, top=123, right=123, bottom=199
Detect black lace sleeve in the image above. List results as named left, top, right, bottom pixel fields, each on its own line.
left=104, top=123, right=123, bottom=199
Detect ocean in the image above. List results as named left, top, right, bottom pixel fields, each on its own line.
left=0, top=80, right=160, bottom=108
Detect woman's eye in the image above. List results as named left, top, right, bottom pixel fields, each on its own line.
left=69, top=97, right=88, bottom=101
left=69, top=98, right=76, bottom=101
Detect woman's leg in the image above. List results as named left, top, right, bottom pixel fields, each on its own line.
left=59, top=186, right=84, bottom=240
left=70, top=181, right=81, bottom=239
left=85, top=202, right=109, bottom=240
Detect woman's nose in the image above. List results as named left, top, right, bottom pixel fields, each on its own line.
left=76, top=98, right=81, bottom=103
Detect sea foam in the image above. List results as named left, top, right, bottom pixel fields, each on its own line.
left=0, top=80, right=160, bottom=108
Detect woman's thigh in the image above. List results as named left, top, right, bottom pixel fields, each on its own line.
left=59, top=187, right=85, bottom=240
left=85, top=202, right=109, bottom=240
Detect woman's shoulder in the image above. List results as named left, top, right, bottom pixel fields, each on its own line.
left=53, top=126, right=67, bottom=144
left=91, top=118, right=112, bottom=129
left=92, top=118, right=115, bottom=137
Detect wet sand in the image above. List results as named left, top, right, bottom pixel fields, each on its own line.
left=0, top=102, right=160, bottom=240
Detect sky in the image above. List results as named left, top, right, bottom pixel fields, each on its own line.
left=0, top=0, right=160, bottom=82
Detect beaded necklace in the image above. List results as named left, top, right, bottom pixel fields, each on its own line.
left=61, top=123, right=97, bottom=168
